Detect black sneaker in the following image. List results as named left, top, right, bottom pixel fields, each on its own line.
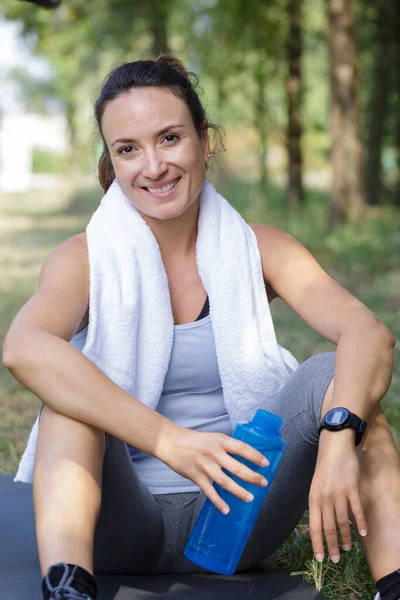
left=44, top=562, right=95, bottom=599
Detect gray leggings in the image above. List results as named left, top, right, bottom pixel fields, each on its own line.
left=92, top=352, right=335, bottom=575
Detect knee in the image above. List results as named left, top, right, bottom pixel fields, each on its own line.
left=299, top=352, right=336, bottom=379
left=38, top=403, right=63, bottom=431
left=37, top=403, right=107, bottom=460
left=291, top=351, right=336, bottom=425
left=358, top=405, right=400, bottom=498
left=320, top=377, right=334, bottom=420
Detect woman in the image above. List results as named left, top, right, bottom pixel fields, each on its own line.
left=3, top=54, right=400, bottom=600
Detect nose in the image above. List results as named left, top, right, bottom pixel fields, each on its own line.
left=141, top=148, right=168, bottom=180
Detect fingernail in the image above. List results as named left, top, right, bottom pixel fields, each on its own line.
left=261, top=458, right=268, bottom=466
left=315, top=554, right=324, bottom=563
left=260, top=478, right=268, bottom=487
left=246, top=493, right=254, bottom=502
left=342, top=544, right=351, bottom=551
left=222, top=507, right=230, bottom=515
left=330, top=555, right=340, bottom=564
left=360, top=529, right=368, bottom=537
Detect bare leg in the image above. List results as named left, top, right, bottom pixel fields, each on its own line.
left=320, top=380, right=400, bottom=580
left=354, top=403, right=400, bottom=581
left=33, top=404, right=106, bottom=577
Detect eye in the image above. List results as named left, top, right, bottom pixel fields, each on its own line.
left=118, top=145, right=135, bottom=156
left=163, top=134, right=180, bottom=144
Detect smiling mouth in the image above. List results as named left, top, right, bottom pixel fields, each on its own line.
left=144, top=177, right=180, bottom=194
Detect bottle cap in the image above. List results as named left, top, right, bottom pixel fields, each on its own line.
left=251, top=409, right=283, bottom=433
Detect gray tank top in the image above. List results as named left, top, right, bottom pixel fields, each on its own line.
left=69, top=297, right=232, bottom=494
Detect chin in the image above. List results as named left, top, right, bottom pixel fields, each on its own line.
left=133, top=201, right=185, bottom=221
left=153, top=205, right=190, bottom=221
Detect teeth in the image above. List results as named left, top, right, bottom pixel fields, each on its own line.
left=147, top=179, right=177, bottom=194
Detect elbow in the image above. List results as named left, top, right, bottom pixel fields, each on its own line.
left=354, top=314, right=397, bottom=348
left=2, top=335, right=27, bottom=371
left=374, top=319, right=397, bottom=349
left=2, top=344, right=19, bottom=371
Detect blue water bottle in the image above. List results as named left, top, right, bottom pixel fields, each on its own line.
left=184, top=409, right=287, bottom=575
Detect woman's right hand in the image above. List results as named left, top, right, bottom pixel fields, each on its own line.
left=158, top=427, right=269, bottom=514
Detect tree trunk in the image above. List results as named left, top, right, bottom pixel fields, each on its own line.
left=254, top=62, right=268, bottom=194
left=365, top=0, right=394, bottom=206
left=326, top=0, right=365, bottom=228
left=394, top=1, right=400, bottom=206
left=150, top=0, right=169, bottom=56
left=287, top=0, right=304, bottom=209
left=217, top=76, right=227, bottom=113
left=64, top=98, right=81, bottom=172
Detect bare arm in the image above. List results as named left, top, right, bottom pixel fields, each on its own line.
left=2, top=234, right=179, bottom=460
left=249, top=223, right=396, bottom=422
left=249, top=222, right=397, bottom=562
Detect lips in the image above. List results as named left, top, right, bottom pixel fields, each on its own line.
left=143, top=177, right=180, bottom=194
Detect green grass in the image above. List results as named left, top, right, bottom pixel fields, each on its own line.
left=1, top=172, right=399, bottom=599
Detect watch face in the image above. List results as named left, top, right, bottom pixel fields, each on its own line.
left=325, top=408, right=350, bottom=427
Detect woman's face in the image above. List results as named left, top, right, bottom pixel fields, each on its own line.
left=101, top=86, right=210, bottom=221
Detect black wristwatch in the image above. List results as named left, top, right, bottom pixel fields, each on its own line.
left=318, top=407, right=367, bottom=446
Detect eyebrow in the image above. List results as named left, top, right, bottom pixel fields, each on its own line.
left=111, top=124, right=187, bottom=147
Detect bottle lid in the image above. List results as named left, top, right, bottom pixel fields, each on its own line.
left=251, top=409, right=283, bottom=433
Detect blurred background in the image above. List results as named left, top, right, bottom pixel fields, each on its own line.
left=0, top=1, right=399, bottom=598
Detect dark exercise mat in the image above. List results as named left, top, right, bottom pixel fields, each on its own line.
left=0, top=474, right=326, bottom=600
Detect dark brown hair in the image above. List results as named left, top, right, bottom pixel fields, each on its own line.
left=94, top=53, right=224, bottom=192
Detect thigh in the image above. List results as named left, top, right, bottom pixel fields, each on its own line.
left=238, top=352, right=335, bottom=570
left=93, top=434, right=164, bottom=574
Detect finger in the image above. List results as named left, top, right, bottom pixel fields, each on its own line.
left=223, top=437, right=269, bottom=468
left=309, top=499, right=325, bottom=562
left=322, top=504, right=340, bottom=563
left=221, top=454, right=268, bottom=488
left=334, top=497, right=352, bottom=551
left=196, top=474, right=231, bottom=514
left=211, top=464, right=256, bottom=504
left=349, top=490, right=368, bottom=538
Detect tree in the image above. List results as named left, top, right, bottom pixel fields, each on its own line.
left=147, top=0, right=170, bottom=56
left=326, top=0, right=365, bottom=227
left=286, top=0, right=304, bottom=209
left=179, top=0, right=288, bottom=196
left=363, top=0, right=396, bottom=206
left=2, top=0, right=174, bottom=163
left=393, top=0, right=400, bottom=206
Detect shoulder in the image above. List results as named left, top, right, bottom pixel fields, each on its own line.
left=60, top=231, right=88, bottom=274
left=247, top=222, right=297, bottom=250
left=246, top=221, right=326, bottom=303
left=55, top=232, right=87, bottom=258
left=69, top=231, right=87, bottom=251
left=247, top=222, right=306, bottom=279
left=247, top=223, right=297, bottom=301
left=39, top=232, right=88, bottom=289
left=48, top=231, right=87, bottom=254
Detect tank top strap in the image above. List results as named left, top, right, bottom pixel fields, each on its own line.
left=195, top=295, right=209, bottom=321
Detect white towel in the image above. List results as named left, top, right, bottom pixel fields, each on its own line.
left=14, top=178, right=299, bottom=484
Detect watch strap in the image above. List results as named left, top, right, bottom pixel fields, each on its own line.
left=348, top=413, right=367, bottom=446
left=319, top=408, right=367, bottom=446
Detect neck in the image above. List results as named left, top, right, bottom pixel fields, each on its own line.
left=139, top=196, right=200, bottom=264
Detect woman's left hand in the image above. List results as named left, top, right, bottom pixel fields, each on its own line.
left=308, top=429, right=368, bottom=563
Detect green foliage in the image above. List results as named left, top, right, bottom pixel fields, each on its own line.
left=31, top=148, right=67, bottom=173
left=3, top=0, right=399, bottom=203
